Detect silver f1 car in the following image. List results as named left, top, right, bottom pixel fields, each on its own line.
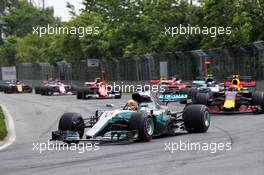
left=51, top=92, right=210, bottom=143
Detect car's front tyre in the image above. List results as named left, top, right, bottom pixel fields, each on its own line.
left=193, top=92, right=210, bottom=105
left=58, top=113, right=85, bottom=144
left=252, top=91, right=264, bottom=113
left=129, top=112, right=154, bottom=142
left=183, top=104, right=210, bottom=133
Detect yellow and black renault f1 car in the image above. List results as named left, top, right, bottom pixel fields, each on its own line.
left=0, top=80, right=32, bottom=93
left=192, top=75, right=264, bottom=114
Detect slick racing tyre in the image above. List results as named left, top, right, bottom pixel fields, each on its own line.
left=183, top=104, right=210, bottom=133
left=114, top=92, right=122, bottom=99
left=76, top=88, right=84, bottom=99
left=69, top=85, right=77, bottom=94
left=24, top=86, right=32, bottom=93
left=252, top=91, right=264, bottom=113
left=129, top=113, right=154, bottom=142
left=3, top=86, right=14, bottom=94
left=41, top=87, right=47, bottom=95
left=76, top=88, right=91, bottom=99
left=58, top=113, right=85, bottom=144
left=41, top=87, right=53, bottom=96
left=189, top=88, right=198, bottom=99
left=193, top=92, right=210, bottom=105
left=35, top=86, right=41, bottom=94
left=114, top=88, right=122, bottom=99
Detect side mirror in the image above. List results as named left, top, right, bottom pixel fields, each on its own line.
left=95, top=110, right=104, bottom=118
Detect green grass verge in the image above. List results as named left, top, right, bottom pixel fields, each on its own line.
left=0, top=106, right=7, bottom=140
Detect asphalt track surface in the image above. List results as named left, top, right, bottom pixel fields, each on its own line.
left=0, top=93, right=263, bottom=175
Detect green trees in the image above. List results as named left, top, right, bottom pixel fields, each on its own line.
left=0, top=0, right=263, bottom=65
left=3, top=2, right=55, bottom=37
left=0, top=0, right=58, bottom=65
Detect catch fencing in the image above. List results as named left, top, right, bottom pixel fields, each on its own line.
left=1, top=41, right=264, bottom=88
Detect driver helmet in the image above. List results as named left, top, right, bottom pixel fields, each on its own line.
left=207, top=81, right=214, bottom=87
left=16, top=80, right=21, bottom=84
left=126, top=100, right=138, bottom=111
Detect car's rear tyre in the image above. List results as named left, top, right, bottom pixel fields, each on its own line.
left=193, top=93, right=210, bottom=105
left=70, top=85, right=77, bottom=94
left=41, top=87, right=47, bottom=95
left=58, top=113, right=85, bottom=143
left=114, top=91, right=122, bottom=99
left=41, top=87, right=53, bottom=96
left=189, top=88, right=198, bottom=99
left=112, top=87, right=122, bottom=99
left=76, top=88, right=92, bottom=99
left=183, top=104, right=210, bottom=133
left=35, top=87, right=40, bottom=94
left=128, top=112, right=154, bottom=142
left=3, top=87, right=13, bottom=94
left=179, top=88, right=189, bottom=96
left=25, top=86, right=32, bottom=93
left=252, top=91, right=264, bottom=113
left=36, top=86, right=44, bottom=94
left=3, top=87, right=8, bottom=94
left=76, top=89, right=84, bottom=99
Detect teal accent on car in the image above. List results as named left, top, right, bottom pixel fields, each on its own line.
left=159, top=94, right=188, bottom=102
left=109, top=112, right=132, bottom=123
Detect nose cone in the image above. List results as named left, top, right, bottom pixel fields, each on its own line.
left=224, top=100, right=235, bottom=109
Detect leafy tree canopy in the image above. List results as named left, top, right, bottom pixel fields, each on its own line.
left=0, top=0, right=263, bottom=65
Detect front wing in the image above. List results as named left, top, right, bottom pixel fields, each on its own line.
left=51, top=130, right=139, bottom=143
left=207, top=105, right=259, bottom=114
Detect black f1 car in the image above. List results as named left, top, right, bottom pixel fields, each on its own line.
left=35, top=79, right=75, bottom=96
left=192, top=75, right=264, bottom=114
left=0, top=80, right=32, bottom=93
left=51, top=92, right=210, bottom=143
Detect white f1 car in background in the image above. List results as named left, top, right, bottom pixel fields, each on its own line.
left=35, top=79, right=76, bottom=96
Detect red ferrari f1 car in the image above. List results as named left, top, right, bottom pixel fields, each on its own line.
left=76, top=71, right=121, bottom=100
left=192, top=75, right=264, bottom=114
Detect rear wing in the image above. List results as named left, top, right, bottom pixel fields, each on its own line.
left=224, top=81, right=256, bottom=87
left=226, top=75, right=253, bottom=81
left=224, top=75, right=256, bottom=87
left=150, top=80, right=160, bottom=85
